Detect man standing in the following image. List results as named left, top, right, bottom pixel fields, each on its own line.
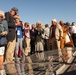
left=50, top=19, right=63, bottom=62
left=5, top=7, right=19, bottom=75
left=70, top=22, right=76, bottom=48
left=44, top=24, right=50, bottom=51
left=5, top=7, right=18, bottom=62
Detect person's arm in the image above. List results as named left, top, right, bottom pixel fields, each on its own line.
left=49, top=26, right=52, bottom=39
left=58, top=24, right=63, bottom=39
left=24, top=27, right=31, bottom=31
left=1, top=20, right=8, bottom=36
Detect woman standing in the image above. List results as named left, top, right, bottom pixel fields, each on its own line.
left=0, top=10, right=8, bottom=75
left=30, top=24, right=36, bottom=54
left=24, top=22, right=34, bottom=75
left=24, top=22, right=31, bottom=56
left=35, top=21, right=45, bottom=61
left=59, top=20, right=69, bottom=62
left=14, top=15, right=23, bottom=57
left=14, top=15, right=25, bottom=75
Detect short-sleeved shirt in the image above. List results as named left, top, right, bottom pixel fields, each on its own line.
left=17, top=26, right=23, bottom=38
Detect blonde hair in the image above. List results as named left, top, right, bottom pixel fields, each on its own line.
left=36, top=21, right=42, bottom=27
left=0, top=10, right=5, bottom=19
left=14, top=15, right=20, bottom=20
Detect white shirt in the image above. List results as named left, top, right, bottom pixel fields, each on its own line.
left=44, top=27, right=50, bottom=39
left=70, top=26, right=76, bottom=34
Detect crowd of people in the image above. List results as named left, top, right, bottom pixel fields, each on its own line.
left=0, top=7, right=76, bottom=75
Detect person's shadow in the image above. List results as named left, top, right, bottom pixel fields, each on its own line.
left=61, top=70, right=76, bottom=75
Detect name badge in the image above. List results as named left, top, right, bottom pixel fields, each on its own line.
left=17, top=30, right=20, bottom=35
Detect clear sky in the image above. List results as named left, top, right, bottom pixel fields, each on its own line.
left=0, top=0, right=76, bottom=25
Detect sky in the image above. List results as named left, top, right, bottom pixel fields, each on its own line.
left=0, top=0, right=76, bottom=25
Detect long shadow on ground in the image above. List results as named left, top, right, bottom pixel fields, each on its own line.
left=61, top=70, right=76, bottom=75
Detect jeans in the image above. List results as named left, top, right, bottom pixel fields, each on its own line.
left=15, top=38, right=23, bottom=55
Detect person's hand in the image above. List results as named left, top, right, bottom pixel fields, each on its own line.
left=16, top=22, right=21, bottom=26
left=60, top=36, right=63, bottom=40
left=1, top=31, right=6, bottom=36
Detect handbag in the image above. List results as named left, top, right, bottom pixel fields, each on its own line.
left=0, top=36, right=7, bottom=46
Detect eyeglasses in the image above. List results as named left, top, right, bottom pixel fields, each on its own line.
left=0, top=16, right=3, bottom=18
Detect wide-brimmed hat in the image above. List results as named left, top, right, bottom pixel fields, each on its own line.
left=52, top=19, right=57, bottom=23
left=0, top=10, right=5, bottom=19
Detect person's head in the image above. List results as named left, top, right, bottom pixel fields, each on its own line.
left=19, top=21, right=23, bottom=25
left=59, top=20, right=64, bottom=26
left=36, top=21, right=42, bottom=28
left=10, top=7, right=18, bottom=16
left=51, top=19, right=57, bottom=26
left=31, top=24, right=35, bottom=29
left=0, top=10, right=5, bottom=21
left=24, top=22, right=30, bottom=27
left=45, top=24, right=49, bottom=28
left=71, top=22, right=75, bottom=26
left=14, top=15, right=20, bottom=23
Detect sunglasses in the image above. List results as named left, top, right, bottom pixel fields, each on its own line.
left=38, top=24, right=41, bottom=25
left=0, top=16, right=3, bottom=18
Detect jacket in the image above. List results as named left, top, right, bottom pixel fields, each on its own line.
left=50, top=23, right=63, bottom=40
left=5, top=12, right=16, bottom=41
left=0, top=20, right=8, bottom=46
left=0, top=20, right=8, bottom=35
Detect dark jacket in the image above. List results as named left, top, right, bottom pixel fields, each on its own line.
left=5, top=12, right=16, bottom=41
left=30, top=29, right=36, bottom=40
left=35, top=29, right=44, bottom=43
